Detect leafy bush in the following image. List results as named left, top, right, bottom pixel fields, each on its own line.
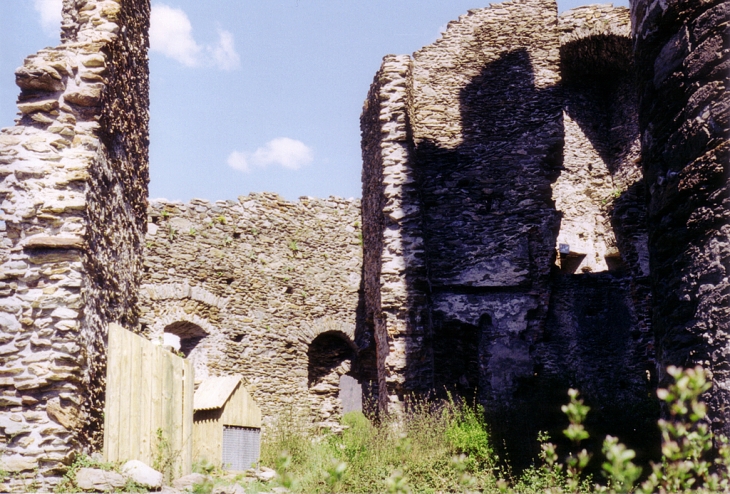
left=256, top=367, right=730, bottom=493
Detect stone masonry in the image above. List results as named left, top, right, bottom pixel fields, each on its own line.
left=361, top=0, right=661, bottom=467
left=140, top=195, right=364, bottom=429
left=0, top=0, right=727, bottom=488
left=632, top=0, right=730, bottom=441
left=0, top=0, right=149, bottom=489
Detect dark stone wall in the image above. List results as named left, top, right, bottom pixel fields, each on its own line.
left=82, top=0, right=151, bottom=451
left=632, top=0, right=730, bottom=438
left=361, top=0, right=660, bottom=470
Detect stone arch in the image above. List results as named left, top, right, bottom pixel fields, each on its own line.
left=145, top=305, right=220, bottom=380
left=305, top=324, right=361, bottom=426
left=163, top=320, right=208, bottom=357
left=299, top=317, right=356, bottom=347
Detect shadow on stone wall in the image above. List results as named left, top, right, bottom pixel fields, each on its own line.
left=403, top=48, right=564, bottom=468
left=395, top=45, right=658, bottom=472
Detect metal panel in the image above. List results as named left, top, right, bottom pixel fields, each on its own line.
left=194, top=376, right=242, bottom=411
left=222, top=426, right=260, bottom=471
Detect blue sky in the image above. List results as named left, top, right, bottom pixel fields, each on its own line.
left=0, top=0, right=629, bottom=202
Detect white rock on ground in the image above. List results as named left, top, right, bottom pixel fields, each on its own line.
left=75, top=467, right=126, bottom=491
left=256, top=466, right=276, bottom=482
left=122, top=460, right=163, bottom=489
left=211, top=483, right=246, bottom=494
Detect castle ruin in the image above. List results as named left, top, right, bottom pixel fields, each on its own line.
left=0, top=0, right=727, bottom=488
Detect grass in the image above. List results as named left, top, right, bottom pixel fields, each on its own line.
left=259, top=399, right=503, bottom=493
left=252, top=367, right=730, bottom=493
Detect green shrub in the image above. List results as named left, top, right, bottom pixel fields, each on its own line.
left=259, top=402, right=500, bottom=493
left=255, top=367, right=729, bottom=493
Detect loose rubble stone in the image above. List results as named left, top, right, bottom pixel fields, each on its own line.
left=172, top=472, right=208, bottom=491
left=121, top=460, right=163, bottom=489
left=75, top=468, right=126, bottom=492
left=211, top=484, right=247, bottom=494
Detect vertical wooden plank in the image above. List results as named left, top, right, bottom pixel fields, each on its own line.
left=151, top=343, right=163, bottom=470
left=130, top=332, right=143, bottom=460
left=139, top=336, right=153, bottom=465
left=161, top=350, right=174, bottom=479
left=171, top=357, right=183, bottom=477
left=182, top=360, right=194, bottom=475
left=119, top=327, right=133, bottom=462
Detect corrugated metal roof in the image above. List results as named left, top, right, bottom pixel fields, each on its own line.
left=194, top=375, right=242, bottom=411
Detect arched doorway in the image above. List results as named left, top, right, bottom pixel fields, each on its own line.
left=307, top=331, right=361, bottom=426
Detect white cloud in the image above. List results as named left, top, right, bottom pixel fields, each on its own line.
left=210, top=30, right=240, bottom=71
left=227, top=138, right=314, bottom=173
left=34, top=0, right=62, bottom=37
left=150, top=4, right=241, bottom=71
left=150, top=4, right=202, bottom=67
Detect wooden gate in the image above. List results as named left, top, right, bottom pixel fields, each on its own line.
left=103, top=323, right=194, bottom=478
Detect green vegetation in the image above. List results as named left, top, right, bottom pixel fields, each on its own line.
left=259, top=400, right=502, bottom=493
left=153, top=428, right=184, bottom=483
left=39, top=367, right=730, bottom=493
left=253, top=367, right=730, bottom=493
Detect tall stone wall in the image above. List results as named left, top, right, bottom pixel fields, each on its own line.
left=361, top=55, right=429, bottom=413
left=0, top=0, right=149, bottom=489
left=361, top=0, right=658, bottom=468
left=140, top=194, right=363, bottom=427
left=632, top=0, right=730, bottom=438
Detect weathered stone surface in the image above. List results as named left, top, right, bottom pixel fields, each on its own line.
left=17, top=98, right=60, bottom=114
left=211, top=484, right=247, bottom=494
left=64, top=86, right=102, bottom=107
left=75, top=468, right=126, bottom=491
left=632, top=0, right=730, bottom=439
left=46, top=397, right=81, bottom=430
left=15, top=64, right=65, bottom=92
left=140, top=194, right=363, bottom=427
left=24, top=236, right=84, bottom=249
left=361, top=0, right=656, bottom=469
left=0, top=455, right=38, bottom=473
left=0, top=0, right=150, bottom=489
left=121, top=460, right=163, bottom=489
left=172, top=472, right=208, bottom=490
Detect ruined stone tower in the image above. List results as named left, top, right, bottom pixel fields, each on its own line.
left=361, top=0, right=728, bottom=466
left=632, top=0, right=730, bottom=440
left=0, top=0, right=150, bottom=488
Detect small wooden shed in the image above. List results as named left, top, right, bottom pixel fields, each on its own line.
left=192, top=375, right=262, bottom=470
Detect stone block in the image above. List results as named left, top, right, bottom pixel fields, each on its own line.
left=121, top=460, right=163, bottom=489
left=75, top=468, right=126, bottom=492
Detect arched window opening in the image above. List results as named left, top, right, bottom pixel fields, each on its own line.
left=163, top=321, right=208, bottom=358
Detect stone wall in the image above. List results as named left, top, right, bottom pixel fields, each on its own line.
left=360, top=55, right=429, bottom=413
left=361, top=0, right=658, bottom=468
left=140, top=194, right=363, bottom=428
left=631, top=0, right=730, bottom=438
left=0, top=0, right=149, bottom=488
